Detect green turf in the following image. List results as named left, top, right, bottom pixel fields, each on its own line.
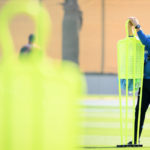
left=83, top=148, right=150, bottom=150
left=82, top=104, right=150, bottom=149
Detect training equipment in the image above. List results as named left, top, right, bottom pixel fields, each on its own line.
left=117, top=20, right=144, bottom=147
left=0, top=0, right=85, bottom=150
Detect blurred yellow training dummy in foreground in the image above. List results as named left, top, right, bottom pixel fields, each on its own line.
left=0, top=1, right=85, bottom=150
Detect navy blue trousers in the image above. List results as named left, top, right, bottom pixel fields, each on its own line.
left=134, top=79, right=150, bottom=143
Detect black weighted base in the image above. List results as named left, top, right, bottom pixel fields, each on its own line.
left=117, top=144, right=143, bottom=147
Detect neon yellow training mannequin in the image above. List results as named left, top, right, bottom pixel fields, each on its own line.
left=117, top=20, right=144, bottom=146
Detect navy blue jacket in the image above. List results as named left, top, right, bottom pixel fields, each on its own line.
left=137, top=30, right=150, bottom=79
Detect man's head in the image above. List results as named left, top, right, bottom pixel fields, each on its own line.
left=28, top=34, right=35, bottom=44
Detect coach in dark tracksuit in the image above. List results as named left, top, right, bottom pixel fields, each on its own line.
left=128, top=17, right=150, bottom=144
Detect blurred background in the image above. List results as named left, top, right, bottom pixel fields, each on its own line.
left=1, top=0, right=150, bottom=95
left=1, top=0, right=150, bottom=148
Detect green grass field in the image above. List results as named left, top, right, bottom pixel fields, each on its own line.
left=81, top=96, right=150, bottom=150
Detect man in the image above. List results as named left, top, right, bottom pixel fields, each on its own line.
left=128, top=17, right=150, bottom=144
left=20, top=34, right=35, bottom=55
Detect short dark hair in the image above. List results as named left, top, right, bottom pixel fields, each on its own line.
left=28, top=34, right=35, bottom=43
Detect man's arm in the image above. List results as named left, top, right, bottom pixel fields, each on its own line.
left=129, top=17, right=150, bottom=48
left=137, top=29, right=150, bottom=47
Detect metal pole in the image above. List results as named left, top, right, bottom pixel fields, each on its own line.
left=62, top=0, right=82, bottom=64
left=101, top=0, right=105, bottom=73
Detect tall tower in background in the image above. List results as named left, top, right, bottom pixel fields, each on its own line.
left=62, top=0, right=82, bottom=64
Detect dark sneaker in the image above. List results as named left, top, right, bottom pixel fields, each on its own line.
left=128, top=141, right=132, bottom=145
left=128, top=141, right=140, bottom=145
